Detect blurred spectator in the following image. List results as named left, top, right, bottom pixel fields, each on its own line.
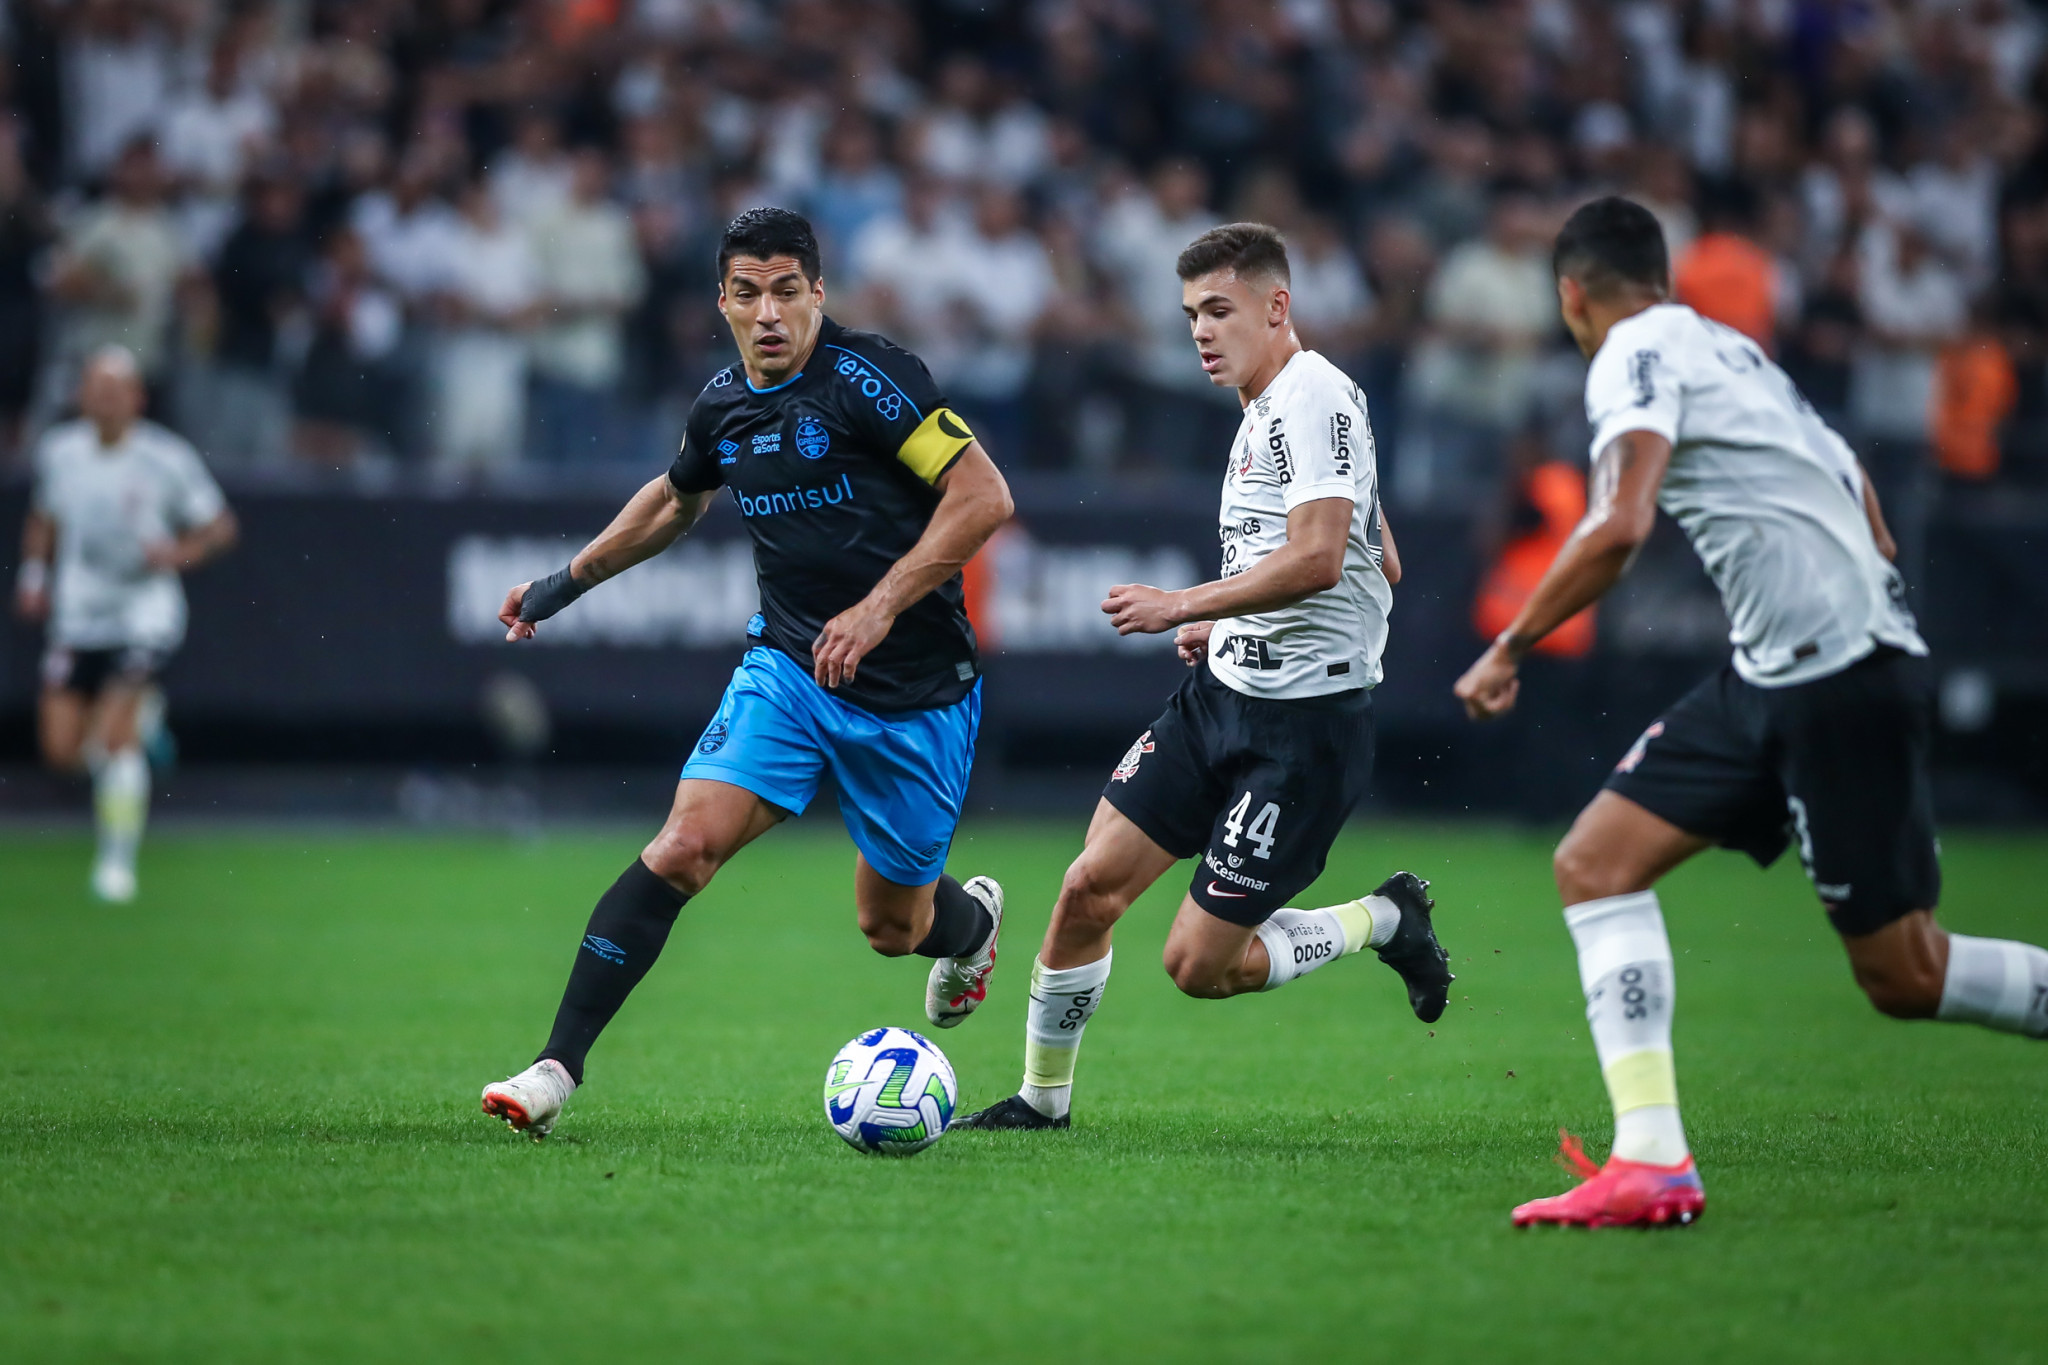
left=1675, top=191, right=1779, bottom=351
left=433, top=180, right=540, bottom=470
left=161, top=38, right=278, bottom=261
left=1094, top=158, right=1228, bottom=468
left=63, top=0, right=184, bottom=183
left=490, top=111, right=577, bottom=228
left=848, top=177, right=969, bottom=351
left=1287, top=216, right=1375, bottom=367
left=911, top=55, right=1049, bottom=189
left=942, top=187, right=1054, bottom=463
left=203, top=175, right=310, bottom=467
left=46, top=138, right=191, bottom=397
left=1405, top=193, right=1555, bottom=507
left=527, top=149, right=648, bottom=464
left=1931, top=310, right=2018, bottom=484
left=292, top=229, right=403, bottom=467
left=0, top=119, right=51, bottom=462
left=807, top=115, right=903, bottom=264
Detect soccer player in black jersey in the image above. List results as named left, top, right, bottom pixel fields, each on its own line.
left=480, top=208, right=1015, bottom=1139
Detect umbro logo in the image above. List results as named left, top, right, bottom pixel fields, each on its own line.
left=582, top=935, right=627, bottom=964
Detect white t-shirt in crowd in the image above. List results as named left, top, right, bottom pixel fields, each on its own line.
left=1585, top=302, right=1927, bottom=688
left=32, top=419, right=227, bottom=651
left=1207, top=349, right=1393, bottom=700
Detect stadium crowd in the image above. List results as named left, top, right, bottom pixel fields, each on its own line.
left=1, top=0, right=2046, bottom=502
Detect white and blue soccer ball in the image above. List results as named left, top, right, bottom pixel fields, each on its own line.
left=823, top=1027, right=958, bottom=1156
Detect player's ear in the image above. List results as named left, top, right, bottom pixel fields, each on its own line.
left=1269, top=284, right=1290, bottom=329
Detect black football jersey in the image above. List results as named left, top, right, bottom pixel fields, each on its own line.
left=668, top=318, right=981, bottom=713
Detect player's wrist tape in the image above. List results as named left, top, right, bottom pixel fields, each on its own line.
left=519, top=565, right=588, bottom=623
left=17, top=559, right=48, bottom=594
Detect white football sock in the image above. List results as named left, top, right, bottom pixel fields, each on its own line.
left=93, top=746, right=149, bottom=874
left=1254, top=893, right=1400, bottom=991
left=1565, top=891, right=1689, bottom=1166
left=1938, top=935, right=2048, bottom=1038
left=1020, top=952, right=1111, bottom=1119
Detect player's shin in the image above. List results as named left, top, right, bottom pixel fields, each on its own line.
left=1938, top=935, right=2048, bottom=1038
left=1252, top=894, right=1399, bottom=990
left=538, top=858, right=690, bottom=1084
left=1020, top=951, right=1112, bottom=1120
left=1565, top=891, right=1690, bottom=1165
left=92, top=746, right=149, bottom=879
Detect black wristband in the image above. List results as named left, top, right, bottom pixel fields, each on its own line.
left=519, top=565, right=588, bottom=624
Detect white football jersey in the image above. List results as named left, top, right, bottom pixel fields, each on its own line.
left=1207, top=349, right=1392, bottom=699
left=31, top=419, right=227, bottom=650
left=1586, top=303, right=1926, bottom=687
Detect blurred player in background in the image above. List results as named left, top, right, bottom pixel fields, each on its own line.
left=13, top=346, right=236, bottom=902
left=1456, top=198, right=2048, bottom=1229
left=962, top=224, right=1452, bottom=1132
left=480, top=208, right=1014, bottom=1139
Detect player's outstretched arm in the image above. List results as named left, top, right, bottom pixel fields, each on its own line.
left=1103, top=496, right=1352, bottom=635
left=14, top=509, right=53, bottom=621
left=1453, top=429, right=1672, bottom=720
left=501, top=475, right=714, bottom=641
left=810, top=442, right=1012, bottom=688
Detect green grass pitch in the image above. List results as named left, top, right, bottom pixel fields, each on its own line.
left=2, top=822, right=2044, bottom=1363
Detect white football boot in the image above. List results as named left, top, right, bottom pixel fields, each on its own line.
left=481, top=1059, right=577, bottom=1139
left=91, top=860, right=137, bottom=904
left=925, top=876, right=1005, bottom=1029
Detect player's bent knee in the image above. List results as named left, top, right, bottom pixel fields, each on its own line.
left=857, top=907, right=921, bottom=958
left=640, top=828, right=729, bottom=896
left=1160, top=944, right=1232, bottom=999
left=1552, top=836, right=1637, bottom=906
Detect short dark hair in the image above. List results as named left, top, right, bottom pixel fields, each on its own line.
left=1176, top=222, right=1291, bottom=286
left=1552, top=196, right=1669, bottom=297
left=718, top=206, right=822, bottom=284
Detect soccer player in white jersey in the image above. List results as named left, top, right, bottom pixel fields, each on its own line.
left=13, top=347, right=236, bottom=901
left=1455, top=197, right=2048, bottom=1228
left=960, top=223, right=1453, bottom=1131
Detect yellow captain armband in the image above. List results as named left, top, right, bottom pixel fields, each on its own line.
left=896, top=407, right=977, bottom=483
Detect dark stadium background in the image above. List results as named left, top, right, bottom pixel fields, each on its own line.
left=0, top=0, right=2044, bottom=823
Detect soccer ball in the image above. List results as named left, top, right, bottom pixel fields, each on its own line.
left=823, top=1027, right=958, bottom=1155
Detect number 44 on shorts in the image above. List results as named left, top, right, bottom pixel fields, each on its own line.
left=1223, top=793, right=1280, bottom=860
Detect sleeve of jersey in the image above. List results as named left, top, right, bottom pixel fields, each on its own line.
left=1278, top=383, right=1362, bottom=513
left=852, top=342, right=976, bottom=484
left=170, top=442, right=227, bottom=528
left=1586, top=334, right=1682, bottom=458
left=666, top=397, right=724, bottom=494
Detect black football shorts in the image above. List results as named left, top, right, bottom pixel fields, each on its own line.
left=41, top=643, right=170, bottom=699
left=1605, top=646, right=1940, bottom=936
left=1104, top=663, right=1374, bottom=927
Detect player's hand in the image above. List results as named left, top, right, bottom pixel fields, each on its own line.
left=1102, top=583, right=1187, bottom=636
left=813, top=597, right=894, bottom=689
left=143, top=541, right=185, bottom=573
left=13, top=584, right=48, bottom=621
left=1454, top=640, right=1522, bottom=721
left=1175, top=620, right=1214, bottom=665
left=501, top=582, right=539, bottom=642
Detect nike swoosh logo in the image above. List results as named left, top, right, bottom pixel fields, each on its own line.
left=1206, top=882, right=1248, bottom=898
left=937, top=411, right=971, bottom=441
left=822, top=1081, right=866, bottom=1099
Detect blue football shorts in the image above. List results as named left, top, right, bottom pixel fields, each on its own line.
left=680, top=645, right=981, bottom=886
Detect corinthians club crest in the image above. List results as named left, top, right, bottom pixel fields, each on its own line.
left=1112, top=731, right=1154, bottom=782
left=795, top=414, right=830, bottom=460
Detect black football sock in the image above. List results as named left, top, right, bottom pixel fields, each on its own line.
left=537, top=858, right=689, bottom=1084
left=913, top=875, right=993, bottom=959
